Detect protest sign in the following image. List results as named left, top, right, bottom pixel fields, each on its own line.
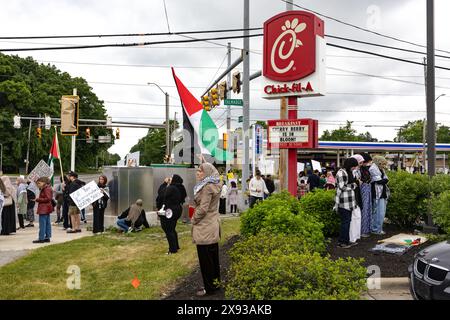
left=27, top=160, right=54, bottom=182
left=69, top=181, right=104, bottom=210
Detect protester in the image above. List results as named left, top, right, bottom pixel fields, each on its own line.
left=297, top=179, right=310, bottom=199
left=157, top=174, right=186, bottom=254
left=33, top=177, right=53, bottom=243
left=219, top=181, right=228, bottom=214
left=16, top=177, right=28, bottom=230
left=61, top=175, right=72, bottom=230
left=307, top=169, right=321, bottom=191
left=0, top=178, right=5, bottom=234
left=325, top=171, right=336, bottom=190
left=53, top=177, right=64, bottom=224
left=25, top=181, right=37, bottom=227
left=370, top=156, right=390, bottom=235
left=0, top=176, right=17, bottom=235
left=66, top=171, right=83, bottom=233
left=334, top=158, right=359, bottom=249
left=248, top=170, right=269, bottom=208
left=192, top=163, right=222, bottom=297
left=349, top=154, right=364, bottom=244
left=92, top=175, right=109, bottom=234
left=117, top=199, right=149, bottom=232
left=265, top=175, right=275, bottom=196
left=319, top=173, right=327, bottom=189
left=360, top=153, right=373, bottom=237
left=228, top=181, right=238, bottom=214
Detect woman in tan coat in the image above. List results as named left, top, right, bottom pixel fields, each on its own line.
left=192, top=163, right=222, bottom=297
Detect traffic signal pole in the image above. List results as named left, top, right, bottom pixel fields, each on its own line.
left=226, top=42, right=232, bottom=175
left=242, top=0, right=250, bottom=192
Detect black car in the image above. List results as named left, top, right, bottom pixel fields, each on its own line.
left=409, top=241, right=450, bottom=300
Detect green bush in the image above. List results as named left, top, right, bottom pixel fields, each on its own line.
left=386, top=171, right=430, bottom=227
left=240, top=191, right=325, bottom=253
left=225, top=233, right=367, bottom=300
left=430, top=174, right=450, bottom=195
left=299, top=189, right=339, bottom=236
left=431, top=190, right=450, bottom=235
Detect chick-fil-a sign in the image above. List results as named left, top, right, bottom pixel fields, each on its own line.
left=262, top=11, right=326, bottom=99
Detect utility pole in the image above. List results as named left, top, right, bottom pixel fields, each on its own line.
left=425, top=0, right=438, bottom=233
left=165, top=92, right=170, bottom=159
left=242, top=0, right=250, bottom=192
left=226, top=42, right=232, bottom=175
left=423, top=57, right=427, bottom=173
left=25, top=119, right=32, bottom=174
left=71, top=88, right=77, bottom=172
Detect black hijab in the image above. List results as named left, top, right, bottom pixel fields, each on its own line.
left=343, top=158, right=358, bottom=184
left=171, top=174, right=187, bottom=204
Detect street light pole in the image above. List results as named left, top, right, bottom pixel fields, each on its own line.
left=148, top=82, right=170, bottom=162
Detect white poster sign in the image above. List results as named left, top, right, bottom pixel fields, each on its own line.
left=311, top=160, right=322, bottom=172
left=297, top=162, right=305, bottom=174
left=27, top=160, right=54, bottom=182
left=69, top=181, right=103, bottom=210
left=126, top=151, right=140, bottom=167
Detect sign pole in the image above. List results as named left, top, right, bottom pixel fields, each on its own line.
left=279, top=97, right=287, bottom=191
left=55, top=126, right=64, bottom=181
left=288, top=97, right=298, bottom=196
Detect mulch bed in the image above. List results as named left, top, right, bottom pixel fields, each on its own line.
left=326, top=223, right=427, bottom=277
left=165, top=224, right=428, bottom=299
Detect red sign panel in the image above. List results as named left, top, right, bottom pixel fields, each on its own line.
left=267, top=119, right=318, bottom=149
left=263, top=11, right=324, bottom=82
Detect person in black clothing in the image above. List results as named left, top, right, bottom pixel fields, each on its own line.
left=61, top=175, right=72, bottom=230
left=156, top=174, right=187, bottom=254
left=307, top=170, right=321, bottom=191
left=92, top=175, right=110, bottom=234
left=264, top=175, right=275, bottom=196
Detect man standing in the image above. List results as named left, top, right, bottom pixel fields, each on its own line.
left=249, top=170, right=269, bottom=208
left=66, top=171, right=83, bottom=233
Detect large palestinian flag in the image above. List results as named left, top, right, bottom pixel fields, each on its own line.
left=172, top=68, right=231, bottom=163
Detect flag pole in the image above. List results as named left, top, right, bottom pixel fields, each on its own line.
left=55, top=126, right=64, bottom=181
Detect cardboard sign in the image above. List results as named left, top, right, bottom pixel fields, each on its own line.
left=126, top=151, right=140, bottom=167
left=69, top=181, right=104, bottom=210
left=27, top=160, right=54, bottom=182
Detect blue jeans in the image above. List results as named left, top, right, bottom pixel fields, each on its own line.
left=39, top=214, right=52, bottom=240
left=117, top=218, right=130, bottom=232
left=338, top=208, right=352, bottom=245
left=371, top=198, right=387, bottom=234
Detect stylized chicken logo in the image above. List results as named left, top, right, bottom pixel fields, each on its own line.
left=270, top=18, right=306, bottom=74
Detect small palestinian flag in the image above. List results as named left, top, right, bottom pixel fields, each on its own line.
left=47, top=134, right=59, bottom=185
left=172, top=68, right=231, bottom=163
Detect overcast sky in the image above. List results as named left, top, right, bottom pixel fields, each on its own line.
left=2, top=0, right=450, bottom=158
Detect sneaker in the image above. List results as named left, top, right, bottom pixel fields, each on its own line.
left=76, top=229, right=82, bottom=233
left=338, top=243, right=352, bottom=249
left=361, top=234, right=371, bottom=238
left=43, top=238, right=50, bottom=243
left=32, top=240, right=45, bottom=244
left=25, top=223, right=34, bottom=228
left=379, top=231, right=386, bottom=235
left=195, top=288, right=207, bottom=297
left=127, top=227, right=133, bottom=233
left=348, top=242, right=358, bottom=247
left=67, top=230, right=77, bottom=234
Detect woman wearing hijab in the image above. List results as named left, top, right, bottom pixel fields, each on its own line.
left=92, top=175, right=110, bottom=234
left=191, top=163, right=222, bottom=297
left=359, top=153, right=373, bottom=237
left=159, top=174, right=187, bottom=254
left=349, top=155, right=364, bottom=244
left=1, top=176, right=17, bottom=235
left=370, top=156, right=390, bottom=235
left=334, top=158, right=359, bottom=249
left=16, top=177, right=28, bottom=230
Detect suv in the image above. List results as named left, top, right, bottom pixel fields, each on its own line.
left=409, top=241, right=450, bottom=300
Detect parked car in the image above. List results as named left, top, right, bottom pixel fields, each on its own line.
left=409, top=241, right=450, bottom=300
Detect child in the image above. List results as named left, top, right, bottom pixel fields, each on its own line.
left=228, top=181, right=238, bottom=214
left=297, top=180, right=309, bottom=199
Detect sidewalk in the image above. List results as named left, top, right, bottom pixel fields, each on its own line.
left=363, top=278, right=413, bottom=300
left=0, top=213, right=91, bottom=267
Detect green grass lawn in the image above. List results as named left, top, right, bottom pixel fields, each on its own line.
left=0, top=217, right=241, bottom=300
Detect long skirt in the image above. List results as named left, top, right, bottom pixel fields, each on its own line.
left=360, top=183, right=372, bottom=235
left=1, top=203, right=17, bottom=235
left=349, top=206, right=361, bottom=243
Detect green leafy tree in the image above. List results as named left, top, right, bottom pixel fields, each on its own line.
left=320, top=121, right=377, bottom=142
left=0, top=53, right=113, bottom=173
left=396, top=120, right=450, bottom=143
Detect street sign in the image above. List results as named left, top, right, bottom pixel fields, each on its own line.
left=98, top=135, right=111, bottom=143
left=224, top=99, right=243, bottom=106
left=238, top=116, right=243, bottom=123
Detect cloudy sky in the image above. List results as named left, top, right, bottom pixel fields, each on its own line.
left=2, top=0, right=450, bottom=158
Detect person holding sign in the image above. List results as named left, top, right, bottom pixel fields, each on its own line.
left=67, top=171, right=84, bottom=233
left=92, top=175, right=110, bottom=234
left=33, top=177, right=53, bottom=243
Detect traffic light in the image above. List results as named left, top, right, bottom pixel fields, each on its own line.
left=36, top=127, right=42, bottom=139
left=210, top=87, right=220, bottom=107
left=232, top=71, right=241, bottom=94
left=86, top=127, right=91, bottom=140
left=60, top=95, right=79, bottom=135
left=115, top=128, right=120, bottom=139
left=223, top=132, right=228, bottom=149
left=218, top=81, right=227, bottom=100
left=201, top=95, right=211, bottom=111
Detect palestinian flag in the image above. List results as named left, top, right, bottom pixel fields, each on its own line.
left=47, top=134, right=59, bottom=185
left=172, top=68, right=231, bottom=163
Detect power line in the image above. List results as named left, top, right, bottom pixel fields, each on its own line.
left=205, top=53, right=228, bottom=92
left=162, top=0, right=171, bottom=34
left=282, top=0, right=450, bottom=55
left=0, top=33, right=263, bottom=52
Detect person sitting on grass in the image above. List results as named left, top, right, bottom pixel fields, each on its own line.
left=116, top=199, right=149, bottom=233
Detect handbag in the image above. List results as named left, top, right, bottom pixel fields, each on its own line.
left=157, top=205, right=173, bottom=219
left=4, top=195, right=13, bottom=206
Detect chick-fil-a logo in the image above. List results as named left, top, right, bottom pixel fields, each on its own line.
left=263, top=11, right=324, bottom=82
